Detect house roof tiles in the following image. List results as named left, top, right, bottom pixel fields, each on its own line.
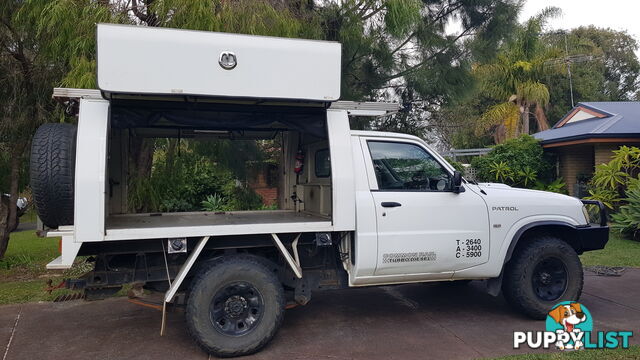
left=534, top=101, right=640, bottom=144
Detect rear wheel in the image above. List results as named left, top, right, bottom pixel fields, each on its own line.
left=502, top=236, right=583, bottom=319
left=186, top=255, right=285, bottom=357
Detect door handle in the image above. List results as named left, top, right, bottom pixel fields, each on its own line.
left=381, top=202, right=402, bottom=208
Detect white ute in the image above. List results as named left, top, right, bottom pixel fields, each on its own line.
left=31, top=24, right=609, bottom=357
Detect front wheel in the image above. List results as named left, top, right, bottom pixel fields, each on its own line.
left=186, top=255, right=285, bottom=357
left=502, top=236, right=583, bottom=319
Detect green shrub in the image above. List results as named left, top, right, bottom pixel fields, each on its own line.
left=471, top=135, right=552, bottom=188
left=586, top=146, right=640, bottom=210
left=224, top=185, right=263, bottom=211
left=201, top=194, right=227, bottom=212
left=533, top=178, right=567, bottom=194
left=488, top=160, right=514, bottom=183
left=611, top=182, right=640, bottom=238
left=258, top=203, right=278, bottom=210
left=161, top=198, right=193, bottom=212
left=129, top=142, right=265, bottom=213
left=444, top=157, right=465, bottom=173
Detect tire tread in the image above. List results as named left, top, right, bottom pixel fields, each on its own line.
left=502, top=236, right=583, bottom=320
left=185, top=254, right=285, bottom=358
left=29, top=123, right=76, bottom=228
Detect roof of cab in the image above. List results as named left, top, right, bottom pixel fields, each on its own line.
left=350, top=130, right=422, bottom=142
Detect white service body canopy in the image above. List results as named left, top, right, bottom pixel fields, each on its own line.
left=97, top=24, right=341, bottom=101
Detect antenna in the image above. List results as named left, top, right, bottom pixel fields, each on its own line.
left=545, top=30, right=603, bottom=108
left=564, top=33, right=574, bottom=108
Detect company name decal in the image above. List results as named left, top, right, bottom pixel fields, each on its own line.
left=382, top=252, right=436, bottom=264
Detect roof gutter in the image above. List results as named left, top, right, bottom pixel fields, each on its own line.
left=540, top=134, right=640, bottom=148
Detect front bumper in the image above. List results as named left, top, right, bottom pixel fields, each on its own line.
left=577, top=200, right=609, bottom=252
left=575, top=223, right=609, bottom=252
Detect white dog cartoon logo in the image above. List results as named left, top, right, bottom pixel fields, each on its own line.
left=548, top=302, right=587, bottom=350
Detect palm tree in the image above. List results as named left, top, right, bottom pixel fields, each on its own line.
left=475, top=8, right=561, bottom=143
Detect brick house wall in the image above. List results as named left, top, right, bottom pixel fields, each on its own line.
left=594, top=143, right=619, bottom=166
left=248, top=165, right=279, bottom=206
left=551, top=142, right=640, bottom=197
left=556, top=145, right=594, bottom=196
left=254, top=186, right=278, bottom=206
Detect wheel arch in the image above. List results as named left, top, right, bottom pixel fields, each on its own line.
left=486, top=220, right=582, bottom=297
left=504, top=221, right=582, bottom=265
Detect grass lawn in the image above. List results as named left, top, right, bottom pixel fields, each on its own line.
left=580, top=232, right=640, bottom=268
left=0, top=230, right=60, bottom=281
left=19, top=207, right=38, bottom=224
left=0, top=230, right=85, bottom=305
left=487, top=346, right=640, bottom=359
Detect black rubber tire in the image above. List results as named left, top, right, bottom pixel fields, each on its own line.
left=502, top=236, right=583, bottom=320
left=29, top=123, right=77, bottom=228
left=186, top=255, right=285, bottom=358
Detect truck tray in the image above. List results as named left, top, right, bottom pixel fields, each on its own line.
left=104, top=210, right=332, bottom=241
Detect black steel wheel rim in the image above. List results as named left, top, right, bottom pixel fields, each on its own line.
left=210, top=281, right=264, bottom=336
left=532, top=257, right=568, bottom=301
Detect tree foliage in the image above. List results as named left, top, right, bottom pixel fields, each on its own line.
left=543, top=26, right=640, bottom=125
left=0, top=0, right=75, bottom=257
left=329, top=0, right=520, bottom=137
left=446, top=18, right=640, bottom=148
left=473, top=7, right=561, bottom=143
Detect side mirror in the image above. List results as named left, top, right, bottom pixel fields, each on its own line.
left=452, top=171, right=464, bottom=194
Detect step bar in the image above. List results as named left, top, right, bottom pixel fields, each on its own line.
left=45, top=226, right=81, bottom=270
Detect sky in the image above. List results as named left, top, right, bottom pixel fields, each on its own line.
left=520, top=0, right=640, bottom=55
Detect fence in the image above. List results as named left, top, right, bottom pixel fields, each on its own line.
left=443, top=148, right=492, bottom=162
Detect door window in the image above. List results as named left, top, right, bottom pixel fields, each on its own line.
left=368, top=141, right=451, bottom=191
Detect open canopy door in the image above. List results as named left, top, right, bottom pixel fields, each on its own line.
left=97, top=24, right=341, bottom=102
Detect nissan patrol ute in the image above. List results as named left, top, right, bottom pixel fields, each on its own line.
left=30, top=24, right=608, bottom=357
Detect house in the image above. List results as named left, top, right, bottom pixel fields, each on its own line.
left=534, top=102, right=640, bottom=197
left=247, top=163, right=279, bottom=206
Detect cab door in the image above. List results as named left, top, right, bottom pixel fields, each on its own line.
left=361, top=138, right=490, bottom=277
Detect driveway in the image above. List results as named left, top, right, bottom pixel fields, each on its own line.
left=2, top=269, right=639, bottom=360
